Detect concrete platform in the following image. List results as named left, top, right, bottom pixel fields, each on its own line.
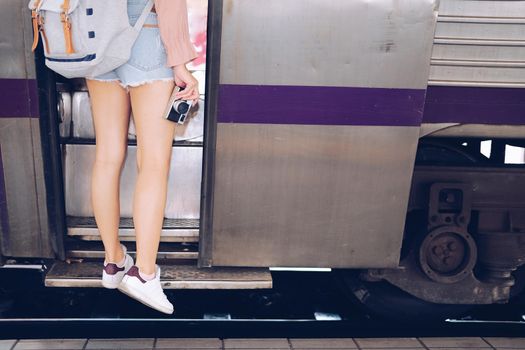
left=1, top=337, right=524, bottom=350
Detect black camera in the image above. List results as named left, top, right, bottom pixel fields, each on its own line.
left=163, top=86, right=192, bottom=125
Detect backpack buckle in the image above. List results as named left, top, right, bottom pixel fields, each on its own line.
left=60, top=12, right=69, bottom=24
left=37, top=14, right=50, bottom=54
left=59, top=8, right=75, bottom=54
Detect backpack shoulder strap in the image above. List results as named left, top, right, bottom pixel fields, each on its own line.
left=133, top=0, right=155, bottom=31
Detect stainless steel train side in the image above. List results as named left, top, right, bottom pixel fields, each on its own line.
left=0, top=0, right=524, bottom=320
left=0, top=0, right=56, bottom=262
left=201, top=0, right=438, bottom=268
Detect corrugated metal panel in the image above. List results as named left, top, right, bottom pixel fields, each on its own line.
left=430, top=0, right=525, bottom=87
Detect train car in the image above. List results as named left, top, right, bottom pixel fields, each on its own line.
left=1, top=0, right=524, bottom=321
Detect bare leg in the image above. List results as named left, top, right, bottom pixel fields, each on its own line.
left=129, top=80, right=176, bottom=275
left=86, top=79, right=131, bottom=263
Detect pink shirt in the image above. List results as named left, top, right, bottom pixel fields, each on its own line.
left=154, top=0, right=198, bottom=67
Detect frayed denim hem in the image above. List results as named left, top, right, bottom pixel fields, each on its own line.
left=125, top=77, right=174, bottom=88
left=87, top=77, right=120, bottom=83
left=86, top=77, right=174, bottom=91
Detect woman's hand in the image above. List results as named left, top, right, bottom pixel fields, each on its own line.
left=173, top=64, right=199, bottom=106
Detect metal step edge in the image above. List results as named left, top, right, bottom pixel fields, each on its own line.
left=44, top=262, right=272, bottom=289
left=66, top=250, right=198, bottom=260
left=60, top=139, right=204, bottom=147
left=45, top=279, right=272, bottom=289
left=66, top=216, right=200, bottom=228
left=67, top=228, right=199, bottom=243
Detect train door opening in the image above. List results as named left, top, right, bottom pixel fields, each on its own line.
left=40, top=0, right=272, bottom=288
left=59, top=1, right=207, bottom=259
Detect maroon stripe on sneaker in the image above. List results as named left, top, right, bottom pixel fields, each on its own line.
left=104, top=263, right=125, bottom=275
left=125, top=265, right=147, bottom=283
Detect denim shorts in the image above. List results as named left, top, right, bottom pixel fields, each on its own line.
left=89, top=0, right=174, bottom=88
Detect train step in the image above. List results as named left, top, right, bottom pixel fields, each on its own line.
left=44, top=261, right=273, bottom=289
left=66, top=216, right=200, bottom=243
left=65, top=241, right=199, bottom=260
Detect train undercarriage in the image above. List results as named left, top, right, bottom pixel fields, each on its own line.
left=337, top=138, right=525, bottom=321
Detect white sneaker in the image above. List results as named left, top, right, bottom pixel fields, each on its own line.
left=117, top=264, right=174, bottom=314
left=101, top=243, right=134, bottom=289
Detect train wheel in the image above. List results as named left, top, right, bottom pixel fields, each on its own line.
left=333, top=214, right=475, bottom=323
left=333, top=139, right=488, bottom=323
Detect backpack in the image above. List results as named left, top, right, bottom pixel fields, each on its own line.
left=28, top=0, right=154, bottom=79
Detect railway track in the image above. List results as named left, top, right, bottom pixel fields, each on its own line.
left=0, top=268, right=523, bottom=339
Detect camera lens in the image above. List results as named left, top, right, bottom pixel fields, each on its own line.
left=173, top=101, right=190, bottom=114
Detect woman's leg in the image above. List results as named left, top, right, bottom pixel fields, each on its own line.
left=86, top=79, right=131, bottom=263
left=129, top=80, right=176, bottom=275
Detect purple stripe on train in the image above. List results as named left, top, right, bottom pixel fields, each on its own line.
left=0, top=143, right=9, bottom=239
left=0, top=79, right=39, bottom=118
left=217, top=84, right=426, bottom=126
left=423, top=86, right=525, bottom=125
